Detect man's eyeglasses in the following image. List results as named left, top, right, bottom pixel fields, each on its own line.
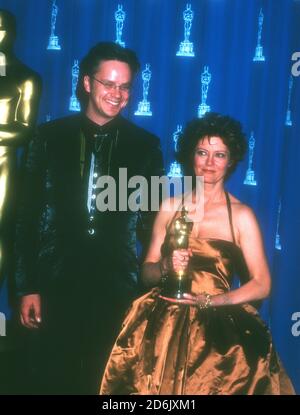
left=91, top=77, right=131, bottom=93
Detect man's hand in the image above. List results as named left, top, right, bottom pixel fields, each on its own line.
left=20, top=294, right=42, bottom=329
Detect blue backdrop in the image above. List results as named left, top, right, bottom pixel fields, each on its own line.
left=0, top=0, right=299, bottom=393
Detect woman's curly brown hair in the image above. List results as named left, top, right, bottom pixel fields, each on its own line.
left=176, top=112, right=247, bottom=180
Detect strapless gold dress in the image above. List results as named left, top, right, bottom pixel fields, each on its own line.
left=100, top=197, right=295, bottom=395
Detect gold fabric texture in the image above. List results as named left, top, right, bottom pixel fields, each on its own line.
left=100, top=235, right=295, bottom=395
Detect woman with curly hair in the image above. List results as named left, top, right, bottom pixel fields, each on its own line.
left=100, top=113, right=295, bottom=395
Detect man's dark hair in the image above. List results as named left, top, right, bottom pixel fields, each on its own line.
left=176, top=112, right=247, bottom=180
left=76, top=42, right=140, bottom=109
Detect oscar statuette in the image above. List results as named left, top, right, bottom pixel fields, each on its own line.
left=162, top=206, right=193, bottom=299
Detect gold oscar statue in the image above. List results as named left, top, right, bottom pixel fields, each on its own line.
left=163, top=206, right=193, bottom=299
left=0, top=9, right=42, bottom=287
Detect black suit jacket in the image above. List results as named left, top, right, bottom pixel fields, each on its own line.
left=15, top=114, right=164, bottom=306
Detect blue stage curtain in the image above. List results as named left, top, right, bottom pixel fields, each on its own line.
left=0, top=0, right=299, bottom=392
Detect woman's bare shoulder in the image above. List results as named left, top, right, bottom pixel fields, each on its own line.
left=228, top=193, right=257, bottom=225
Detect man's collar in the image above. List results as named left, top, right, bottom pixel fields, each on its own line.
left=81, top=114, right=122, bottom=138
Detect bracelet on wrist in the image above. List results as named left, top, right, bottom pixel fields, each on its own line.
left=197, top=292, right=212, bottom=309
